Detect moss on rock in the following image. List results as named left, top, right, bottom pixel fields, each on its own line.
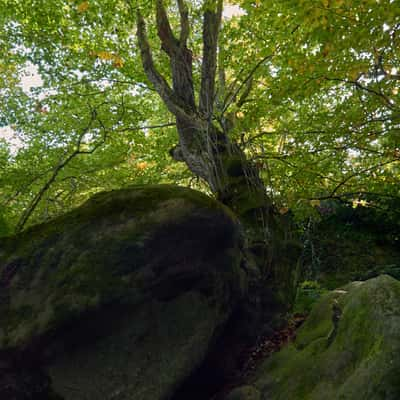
left=0, top=185, right=245, bottom=400
left=252, top=275, right=400, bottom=400
left=225, top=385, right=261, bottom=400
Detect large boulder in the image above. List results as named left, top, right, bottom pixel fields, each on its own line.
left=235, top=275, right=400, bottom=400
left=0, top=185, right=245, bottom=400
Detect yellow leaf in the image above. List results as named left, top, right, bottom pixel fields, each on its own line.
left=97, top=51, right=114, bottom=61
left=332, top=0, right=345, bottom=6
left=310, top=199, right=321, bottom=207
left=112, top=56, right=124, bottom=68
left=77, top=1, right=89, bottom=13
left=297, top=65, right=306, bottom=74
left=137, top=162, right=148, bottom=171
left=93, top=51, right=124, bottom=67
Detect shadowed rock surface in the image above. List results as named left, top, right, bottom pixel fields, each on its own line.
left=0, top=185, right=245, bottom=400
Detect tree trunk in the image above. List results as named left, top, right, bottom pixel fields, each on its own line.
left=176, top=118, right=276, bottom=264
left=136, top=0, right=281, bottom=273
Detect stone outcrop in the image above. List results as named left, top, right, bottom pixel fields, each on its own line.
left=0, top=185, right=245, bottom=400
left=228, top=275, right=400, bottom=400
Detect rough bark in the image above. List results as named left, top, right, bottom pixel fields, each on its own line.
left=136, top=0, right=278, bottom=271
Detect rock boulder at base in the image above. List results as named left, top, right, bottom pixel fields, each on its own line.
left=225, top=385, right=261, bottom=400
left=0, top=185, right=245, bottom=400
left=246, top=274, right=400, bottom=400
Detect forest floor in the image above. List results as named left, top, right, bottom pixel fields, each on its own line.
left=210, top=314, right=307, bottom=400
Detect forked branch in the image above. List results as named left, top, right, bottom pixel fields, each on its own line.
left=136, top=9, right=194, bottom=125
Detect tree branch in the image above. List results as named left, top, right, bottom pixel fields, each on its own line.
left=310, top=191, right=400, bottom=202
left=222, top=52, right=275, bottom=115
left=156, top=0, right=178, bottom=56
left=323, top=76, right=396, bottom=110
left=177, top=0, right=189, bottom=46
left=136, top=9, right=195, bottom=125
left=15, top=109, right=100, bottom=233
left=329, top=159, right=400, bottom=198
left=117, top=121, right=176, bottom=132
left=199, top=0, right=223, bottom=118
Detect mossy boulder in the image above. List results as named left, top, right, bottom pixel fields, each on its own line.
left=225, top=385, right=261, bottom=400
left=249, top=275, right=400, bottom=400
left=0, top=185, right=245, bottom=400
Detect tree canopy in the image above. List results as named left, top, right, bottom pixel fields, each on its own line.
left=0, top=0, right=399, bottom=236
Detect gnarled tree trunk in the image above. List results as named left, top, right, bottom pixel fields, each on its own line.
left=136, top=0, right=280, bottom=272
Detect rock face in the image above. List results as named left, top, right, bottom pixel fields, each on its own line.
left=232, top=275, right=400, bottom=400
left=0, top=185, right=245, bottom=400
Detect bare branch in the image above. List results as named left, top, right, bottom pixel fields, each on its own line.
left=310, top=191, right=400, bottom=202
left=116, top=122, right=176, bottom=132
left=199, top=0, right=223, bottom=119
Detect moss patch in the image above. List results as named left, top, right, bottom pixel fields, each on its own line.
left=0, top=185, right=242, bottom=349
left=0, top=184, right=245, bottom=400
left=254, top=275, right=400, bottom=400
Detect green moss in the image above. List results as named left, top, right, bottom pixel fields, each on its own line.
left=254, top=276, right=400, bottom=400
left=293, top=280, right=328, bottom=315
left=0, top=185, right=242, bottom=350
left=226, top=385, right=261, bottom=400
left=294, top=290, right=337, bottom=349
left=0, top=184, right=245, bottom=400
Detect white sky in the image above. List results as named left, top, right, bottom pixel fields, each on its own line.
left=20, top=63, right=43, bottom=93
left=0, top=63, right=43, bottom=150
left=223, top=4, right=245, bottom=18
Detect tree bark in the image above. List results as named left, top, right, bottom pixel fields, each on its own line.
left=136, top=0, right=278, bottom=272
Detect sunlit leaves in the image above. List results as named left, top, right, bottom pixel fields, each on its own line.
left=89, top=50, right=125, bottom=68
left=0, top=0, right=399, bottom=232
